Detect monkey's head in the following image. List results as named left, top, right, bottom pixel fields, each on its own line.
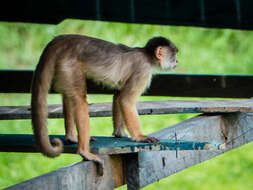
left=145, top=37, right=178, bottom=70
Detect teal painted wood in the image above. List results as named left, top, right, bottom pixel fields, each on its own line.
left=0, top=134, right=222, bottom=155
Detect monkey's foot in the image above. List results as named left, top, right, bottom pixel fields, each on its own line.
left=113, top=130, right=128, bottom=138
left=65, top=136, right=97, bottom=143
left=78, top=150, right=104, bottom=176
left=64, top=136, right=78, bottom=145
left=133, top=135, right=160, bottom=143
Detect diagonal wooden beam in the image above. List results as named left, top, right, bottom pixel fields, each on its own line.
left=126, top=113, right=253, bottom=189
left=5, top=155, right=126, bottom=190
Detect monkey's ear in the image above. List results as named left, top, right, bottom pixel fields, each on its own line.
left=154, top=46, right=164, bottom=61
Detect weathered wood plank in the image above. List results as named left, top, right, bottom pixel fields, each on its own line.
left=126, top=113, right=253, bottom=189
left=0, top=135, right=222, bottom=155
left=1, top=70, right=253, bottom=98
left=5, top=155, right=125, bottom=190
left=1, top=99, right=253, bottom=120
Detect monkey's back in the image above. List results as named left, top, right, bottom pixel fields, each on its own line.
left=44, top=34, right=151, bottom=89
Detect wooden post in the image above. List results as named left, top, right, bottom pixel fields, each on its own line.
left=126, top=113, right=253, bottom=189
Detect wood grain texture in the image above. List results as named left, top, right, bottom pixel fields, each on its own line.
left=1, top=99, right=252, bottom=120
left=5, top=155, right=125, bottom=190
left=126, top=113, right=253, bottom=189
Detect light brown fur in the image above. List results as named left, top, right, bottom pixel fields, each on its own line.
left=31, top=35, right=178, bottom=167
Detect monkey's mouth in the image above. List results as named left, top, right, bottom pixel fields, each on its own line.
left=172, top=64, right=177, bottom=69
left=170, top=59, right=178, bottom=69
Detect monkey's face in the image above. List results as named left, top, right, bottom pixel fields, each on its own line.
left=155, top=46, right=178, bottom=70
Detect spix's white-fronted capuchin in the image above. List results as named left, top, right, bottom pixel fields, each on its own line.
left=31, top=35, right=178, bottom=166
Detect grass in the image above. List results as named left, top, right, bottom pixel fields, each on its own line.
left=0, top=20, right=253, bottom=189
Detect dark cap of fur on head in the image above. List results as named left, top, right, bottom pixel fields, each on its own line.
left=144, top=36, right=178, bottom=58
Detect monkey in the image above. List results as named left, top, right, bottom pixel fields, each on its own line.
left=31, top=34, right=178, bottom=167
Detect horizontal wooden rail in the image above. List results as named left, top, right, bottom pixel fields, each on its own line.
left=0, top=135, right=222, bottom=155
left=0, top=99, right=253, bottom=120
left=1, top=70, right=253, bottom=98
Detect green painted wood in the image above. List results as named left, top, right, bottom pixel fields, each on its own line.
left=0, top=134, right=222, bottom=155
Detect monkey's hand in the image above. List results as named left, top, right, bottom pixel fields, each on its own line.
left=133, top=135, right=160, bottom=143
left=79, top=151, right=104, bottom=176
left=90, top=137, right=97, bottom=141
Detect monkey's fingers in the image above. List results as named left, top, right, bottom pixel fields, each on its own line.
left=146, top=136, right=160, bottom=143
left=85, top=156, right=104, bottom=176
left=90, top=137, right=97, bottom=141
left=64, top=138, right=78, bottom=145
left=80, top=151, right=104, bottom=176
left=141, top=136, right=160, bottom=143
left=95, top=160, right=104, bottom=176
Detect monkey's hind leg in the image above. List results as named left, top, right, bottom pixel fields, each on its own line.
left=64, top=70, right=102, bottom=163
left=112, top=92, right=128, bottom=138
left=56, top=63, right=103, bottom=174
left=63, top=95, right=97, bottom=144
left=63, top=96, right=78, bottom=144
left=73, top=93, right=104, bottom=175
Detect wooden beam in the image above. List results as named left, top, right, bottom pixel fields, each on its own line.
left=5, top=155, right=126, bottom=190
left=4, top=113, right=253, bottom=189
left=126, top=113, right=253, bottom=189
left=1, top=70, right=253, bottom=98
left=1, top=99, right=253, bottom=120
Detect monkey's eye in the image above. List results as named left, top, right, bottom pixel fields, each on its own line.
left=173, top=47, right=179, bottom=54
left=169, top=47, right=178, bottom=54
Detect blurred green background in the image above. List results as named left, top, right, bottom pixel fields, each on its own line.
left=0, top=20, right=253, bottom=190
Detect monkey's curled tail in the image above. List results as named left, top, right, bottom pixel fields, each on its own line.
left=31, top=46, right=63, bottom=157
